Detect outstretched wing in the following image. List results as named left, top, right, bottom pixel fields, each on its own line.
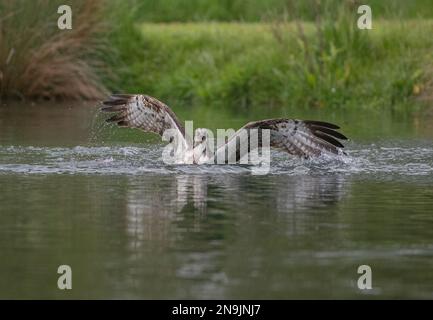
left=215, top=118, right=348, bottom=161
left=101, top=94, right=188, bottom=146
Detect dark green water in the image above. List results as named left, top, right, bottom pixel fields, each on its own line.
left=1, top=102, right=433, bottom=299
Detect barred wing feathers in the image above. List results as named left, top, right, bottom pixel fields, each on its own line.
left=101, top=94, right=187, bottom=145
left=216, top=119, right=348, bottom=161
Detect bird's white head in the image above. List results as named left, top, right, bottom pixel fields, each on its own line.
left=193, top=128, right=213, bottom=163
left=193, top=128, right=210, bottom=147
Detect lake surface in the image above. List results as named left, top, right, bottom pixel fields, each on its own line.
left=1, top=101, right=433, bottom=299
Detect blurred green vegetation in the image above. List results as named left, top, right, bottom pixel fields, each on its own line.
left=132, top=0, right=433, bottom=22
left=107, top=2, right=433, bottom=112
left=1, top=0, right=433, bottom=113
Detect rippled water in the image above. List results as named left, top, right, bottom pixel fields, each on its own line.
left=1, top=102, right=433, bottom=299
left=2, top=141, right=433, bottom=179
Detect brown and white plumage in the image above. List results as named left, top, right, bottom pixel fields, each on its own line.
left=214, top=119, right=347, bottom=163
left=102, top=94, right=187, bottom=143
left=101, top=94, right=192, bottom=162
left=101, top=94, right=348, bottom=164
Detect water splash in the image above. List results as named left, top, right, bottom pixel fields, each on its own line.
left=0, top=141, right=432, bottom=177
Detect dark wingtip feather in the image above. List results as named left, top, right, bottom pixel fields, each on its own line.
left=304, top=120, right=340, bottom=130
left=117, top=120, right=129, bottom=127
left=101, top=94, right=133, bottom=109
left=314, top=131, right=345, bottom=148
left=102, top=99, right=126, bottom=106
left=311, top=126, right=348, bottom=140
left=106, top=114, right=125, bottom=123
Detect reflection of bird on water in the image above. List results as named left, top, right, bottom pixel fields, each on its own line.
left=125, top=173, right=349, bottom=234
left=101, top=94, right=348, bottom=164
left=274, top=175, right=348, bottom=212
left=125, top=175, right=208, bottom=241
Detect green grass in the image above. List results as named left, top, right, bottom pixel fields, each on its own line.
left=132, top=0, right=433, bottom=22
left=2, top=0, right=432, bottom=114
left=107, top=19, right=433, bottom=113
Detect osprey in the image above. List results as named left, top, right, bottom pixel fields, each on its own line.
left=101, top=94, right=348, bottom=164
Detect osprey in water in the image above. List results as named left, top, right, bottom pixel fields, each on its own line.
left=101, top=94, right=348, bottom=164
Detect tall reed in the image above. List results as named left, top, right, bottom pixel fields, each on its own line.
left=0, top=0, right=110, bottom=100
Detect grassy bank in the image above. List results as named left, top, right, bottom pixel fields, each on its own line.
left=1, top=0, right=433, bottom=114
left=133, top=0, right=433, bottom=22
left=110, top=20, right=433, bottom=112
